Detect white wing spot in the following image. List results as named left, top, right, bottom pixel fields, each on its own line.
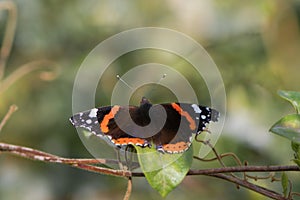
left=86, top=119, right=92, bottom=124
left=201, top=115, right=207, bottom=119
left=191, top=104, right=202, bottom=113
left=88, top=108, right=98, bottom=118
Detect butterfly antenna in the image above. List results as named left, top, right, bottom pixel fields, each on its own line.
left=158, top=73, right=167, bottom=85
left=148, top=73, right=167, bottom=97
left=116, top=74, right=134, bottom=91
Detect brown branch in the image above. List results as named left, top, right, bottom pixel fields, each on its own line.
left=0, top=142, right=299, bottom=200
left=129, top=165, right=299, bottom=177
left=187, top=165, right=299, bottom=175
left=2, top=142, right=298, bottom=176
left=0, top=142, right=131, bottom=177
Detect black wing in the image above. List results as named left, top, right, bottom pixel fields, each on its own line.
left=149, top=103, right=219, bottom=153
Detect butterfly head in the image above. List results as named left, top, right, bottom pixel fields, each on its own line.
left=140, top=97, right=151, bottom=106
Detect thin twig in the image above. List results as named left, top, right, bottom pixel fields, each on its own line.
left=194, top=152, right=242, bottom=164
left=195, top=137, right=244, bottom=179
left=208, top=173, right=286, bottom=200
left=0, top=60, right=59, bottom=94
left=291, top=192, right=300, bottom=198
left=195, top=137, right=226, bottom=168
left=0, top=104, right=17, bottom=132
left=0, top=1, right=17, bottom=80
left=245, top=173, right=276, bottom=181
left=123, top=177, right=132, bottom=200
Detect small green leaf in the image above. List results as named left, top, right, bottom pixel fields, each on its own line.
left=278, top=90, right=300, bottom=113
left=293, top=159, right=300, bottom=167
left=291, top=141, right=300, bottom=167
left=281, top=172, right=289, bottom=197
left=270, top=114, right=300, bottom=143
left=291, top=141, right=300, bottom=153
left=291, top=141, right=300, bottom=159
left=134, top=146, right=193, bottom=197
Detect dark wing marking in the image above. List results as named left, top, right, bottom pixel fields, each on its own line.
left=70, top=106, right=112, bottom=136
left=150, top=103, right=193, bottom=148
left=98, top=106, right=151, bottom=147
left=151, top=103, right=219, bottom=147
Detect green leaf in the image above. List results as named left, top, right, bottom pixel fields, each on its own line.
left=134, top=146, right=193, bottom=197
left=278, top=90, right=300, bottom=113
left=270, top=114, right=300, bottom=143
left=281, top=172, right=289, bottom=198
left=291, top=141, right=300, bottom=167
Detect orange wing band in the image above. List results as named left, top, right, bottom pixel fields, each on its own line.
left=162, top=142, right=191, bottom=153
left=112, top=138, right=148, bottom=146
left=100, top=106, right=120, bottom=133
left=171, top=103, right=196, bottom=130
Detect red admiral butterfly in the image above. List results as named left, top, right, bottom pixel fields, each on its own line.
left=70, top=97, right=219, bottom=153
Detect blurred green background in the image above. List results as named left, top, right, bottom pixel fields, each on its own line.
left=0, top=0, right=300, bottom=199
